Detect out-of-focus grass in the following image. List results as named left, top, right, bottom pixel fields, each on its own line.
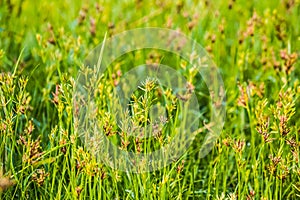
left=0, top=0, right=299, bottom=199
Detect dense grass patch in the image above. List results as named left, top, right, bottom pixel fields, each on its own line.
left=0, top=0, right=299, bottom=199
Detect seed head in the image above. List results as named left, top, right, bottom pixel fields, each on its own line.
left=0, top=177, right=15, bottom=192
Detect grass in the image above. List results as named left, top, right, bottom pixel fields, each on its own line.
left=0, top=0, right=299, bottom=199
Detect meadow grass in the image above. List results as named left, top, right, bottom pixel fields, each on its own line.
left=0, top=0, right=299, bottom=199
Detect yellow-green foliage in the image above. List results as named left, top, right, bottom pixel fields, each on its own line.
left=0, top=0, right=299, bottom=199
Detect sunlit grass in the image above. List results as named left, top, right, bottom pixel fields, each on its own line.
left=0, top=0, right=299, bottom=199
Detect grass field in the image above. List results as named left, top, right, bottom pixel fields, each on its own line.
left=0, top=0, right=299, bottom=199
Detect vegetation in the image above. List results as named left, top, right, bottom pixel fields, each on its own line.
left=0, top=0, right=299, bottom=199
